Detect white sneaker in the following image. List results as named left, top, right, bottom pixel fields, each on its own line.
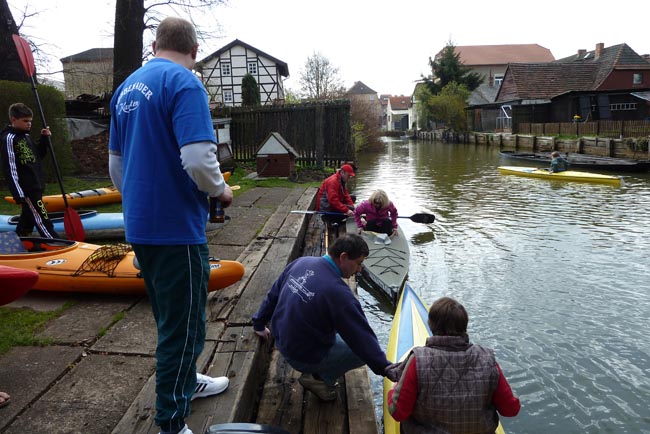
left=178, top=425, right=193, bottom=434
left=158, top=424, right=193, bottom=434
left=192, top=373, right=229, bottom=400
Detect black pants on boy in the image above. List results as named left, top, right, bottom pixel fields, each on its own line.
left=17, top=193, right=60, bottom=238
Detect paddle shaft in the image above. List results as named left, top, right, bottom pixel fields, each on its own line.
left=290, top=210, right=435, bottom=224
left=12, top=35, right=70, bottom=208
left=13, top=34, right=85, bottom=241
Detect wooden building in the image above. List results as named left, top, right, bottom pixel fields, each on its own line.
left=469, top=43, right=650, bottom=133
left=197, top=39, right=289, bottom=108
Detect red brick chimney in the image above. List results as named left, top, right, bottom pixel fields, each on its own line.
left=577, top=49, right=586, bottom=58
left=595, top=43, right=604, bottom=59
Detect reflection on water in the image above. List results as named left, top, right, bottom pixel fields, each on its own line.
left=410, top=230, right=435, bottom=245
left=353, top=140, right=650, bottom=434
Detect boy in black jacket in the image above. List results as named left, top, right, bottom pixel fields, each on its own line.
left=0, top=103, right=59, bottom=238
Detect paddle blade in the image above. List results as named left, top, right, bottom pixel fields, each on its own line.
left=63, top=208, right=85, bottom=241
left=12, top=34, right=36, bottom=77
left=409, top=213, right=435, bottom=224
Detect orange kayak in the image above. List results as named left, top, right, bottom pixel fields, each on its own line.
left=4, top=186, right=121, bottom=212
left=4, top=172, right=232, bottom=212
left=0, top=236, right=244, bottom=295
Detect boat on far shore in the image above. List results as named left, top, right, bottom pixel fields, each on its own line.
left=499, top=151, right=650, bottom=172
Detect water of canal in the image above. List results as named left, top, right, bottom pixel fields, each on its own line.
left=351, top=139, right=650, bottom=434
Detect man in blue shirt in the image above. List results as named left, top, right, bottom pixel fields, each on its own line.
left=253, top=234, right=399, bottom=401
left=109, top=17, right=232, bottom=434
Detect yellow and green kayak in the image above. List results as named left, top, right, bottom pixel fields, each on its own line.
left=498, top=166, right=622, bottom=186
left=383, top=284, right=506, bottom=434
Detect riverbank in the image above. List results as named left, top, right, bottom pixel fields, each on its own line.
left=417, top=130, right=650, bottom=160
left=0, top=186, right=379, bottom=434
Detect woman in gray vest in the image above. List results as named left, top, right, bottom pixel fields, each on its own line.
left=387, top=297, right=521, bottom=433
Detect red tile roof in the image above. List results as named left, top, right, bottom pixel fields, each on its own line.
left=448, top=44, right=555, bottom=65
left=389, top=96, right=410, bottom=110
left=495, top=43, right=650, bottom=102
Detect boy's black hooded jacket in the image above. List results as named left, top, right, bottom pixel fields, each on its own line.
left=0, top=125, right=48, bottom=201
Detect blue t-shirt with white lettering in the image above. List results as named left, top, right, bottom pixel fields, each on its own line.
left=109, top=58, right=216, bottom=244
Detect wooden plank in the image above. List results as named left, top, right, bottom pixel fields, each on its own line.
left=187, top=349, right=237, bottom=433
left=199, top=349, right=265, bottom=425
left=207, top=237, right=272, bottom=321
left=302, top=384, right=348, bottom=434
left=110, top=341, right=217, bottom=434
left=345, top=367, right=379, bottom=434
left=255, top=349, right=303, bottom=434
left=228, top=238, right=297, bottom=324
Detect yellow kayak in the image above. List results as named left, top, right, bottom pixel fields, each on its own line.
left=384, top=284, right=505, bottom=434
left=498, top=166, right=622, bottom=186
left=4, top=186, right=121, bottom=211
left=4, top=172, right=232, bottom=211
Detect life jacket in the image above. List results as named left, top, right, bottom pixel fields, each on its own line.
left=402, top=335, right=500, bottom=434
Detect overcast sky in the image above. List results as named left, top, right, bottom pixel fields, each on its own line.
left=12, top=0, right=650, bottom=96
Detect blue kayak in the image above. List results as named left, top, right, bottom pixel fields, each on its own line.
left=0, top=210, right=230, bottom=239
left=0, top=210, right=125, bottom=239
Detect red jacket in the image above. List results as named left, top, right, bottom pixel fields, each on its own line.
left=316, top=171, right=353, bottom=213
left=388, top=355, right=520, bottom=429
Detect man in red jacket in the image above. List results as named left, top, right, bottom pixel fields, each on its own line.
left=316, top=164, right=356, bottom=226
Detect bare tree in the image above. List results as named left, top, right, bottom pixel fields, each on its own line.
left=113, top=0, right=228, bottom=92
left=299, top=52, right=346, bottom=100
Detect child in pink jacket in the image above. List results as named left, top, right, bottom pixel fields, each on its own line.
left=353, top=189, right=398, bottom=236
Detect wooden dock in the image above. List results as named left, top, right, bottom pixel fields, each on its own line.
left=111, top=186, right=380, bottom=434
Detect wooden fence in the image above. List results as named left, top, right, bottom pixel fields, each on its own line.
left=518, top=120, right=650, bottom=138
left=217, top=101, right=352, bottom=168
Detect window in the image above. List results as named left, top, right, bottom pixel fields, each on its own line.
left=494, top=74, right=504, bottom=86
left=221, top=63, right=231, bottom=76
left=223, top=90, right=233, bottom=103
left=610, top=102, right=636, bottom=111
left=247, top=62, right=257, bottom=75
left=633, top=73, right=642, bottom=85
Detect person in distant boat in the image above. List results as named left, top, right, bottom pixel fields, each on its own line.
left=353, top=189, right=399, bottom=236
left=387, top=297, right=521, bottom=433
left=0, top=103, right=59, bottom=238
left=108, top=17, right=231, bottom=434
left=549, top=151, right=570, bottom=173
left=252, top=234, right=400, bottom=402
left=315, top=164, right=356, bottom=225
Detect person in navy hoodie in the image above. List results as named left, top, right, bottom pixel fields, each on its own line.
left=253, top=233, right=400, bottom=401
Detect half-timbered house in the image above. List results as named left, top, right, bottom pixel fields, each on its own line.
left=196, top=39, right=289, bottom=107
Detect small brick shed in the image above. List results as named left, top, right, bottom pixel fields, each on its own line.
left=255, top=132, right=299, bottom=177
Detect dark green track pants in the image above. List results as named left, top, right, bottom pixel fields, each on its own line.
left=132, top=243, right=209, bottom=433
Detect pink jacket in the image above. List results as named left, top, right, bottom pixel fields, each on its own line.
left=353, top=200, right=398, bottom=230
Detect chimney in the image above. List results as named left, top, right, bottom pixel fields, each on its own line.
left=577, top=49, right=586, bottom=58
left=595, top=43, right=604, bottom=59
